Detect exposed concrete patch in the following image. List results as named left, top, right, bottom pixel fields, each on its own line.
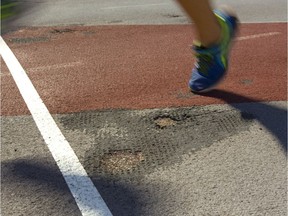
left=154, top=116, right=177, bottom=128
left=99, top=150, right=145, bottom=175
left=58, top=105, right=255, bottom=179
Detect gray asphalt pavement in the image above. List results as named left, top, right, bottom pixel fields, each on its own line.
left=2, top=102, right=287, bottom=215
left=4, top=0, right=287, bottom=29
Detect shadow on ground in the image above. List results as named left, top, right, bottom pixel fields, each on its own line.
left=200, top=89, right=287, bottom=152
left=1, top=0, right=37, bottom=34
left=1, top=158, right=152, bottom=216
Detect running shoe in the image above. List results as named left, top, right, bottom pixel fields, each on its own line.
left=189, top=9, right=238, bottom=93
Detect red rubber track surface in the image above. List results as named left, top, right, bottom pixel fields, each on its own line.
left=1, top=23, right=287, bottom=116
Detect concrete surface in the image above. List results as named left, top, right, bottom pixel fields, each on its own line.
left=2, top=0, right=287, bottom=31
left=1, top=102, right=286, bottom=215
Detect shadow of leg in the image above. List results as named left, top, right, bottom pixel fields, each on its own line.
left=199, top=90, right=287, bottom=152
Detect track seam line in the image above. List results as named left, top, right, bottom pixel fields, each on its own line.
left=236, top=32, right=281, bottom=41
left=0, top=36, right=112, bottom=216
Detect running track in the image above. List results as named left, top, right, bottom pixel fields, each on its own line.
left=1, top=23, right=287, bottom=116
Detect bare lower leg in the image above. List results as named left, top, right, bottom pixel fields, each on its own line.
left=176, top=0, right=221, bottom=47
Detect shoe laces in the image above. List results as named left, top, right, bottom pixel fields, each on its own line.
left=194, top=52, right=213, bottom=76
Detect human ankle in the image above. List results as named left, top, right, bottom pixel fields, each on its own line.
left=197, top=22, right=222, bottom=47
left=200, top=32, right=221, bottom=47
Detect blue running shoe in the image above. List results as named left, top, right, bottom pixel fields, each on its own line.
left=189, top=9, right=238, bottom=93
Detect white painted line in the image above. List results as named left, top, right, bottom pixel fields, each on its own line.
left=236, top=32, right=281, bottom=41
left=101, top=3, right=169, bottom=10
left=0, top=37, right=113, bottom=216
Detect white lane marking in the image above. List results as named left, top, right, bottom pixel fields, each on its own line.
left=101, top=3, right=169, bottom=10
left=236, top=32, right=281, bottom=41
left=0, top=37, right=112, bottom=216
